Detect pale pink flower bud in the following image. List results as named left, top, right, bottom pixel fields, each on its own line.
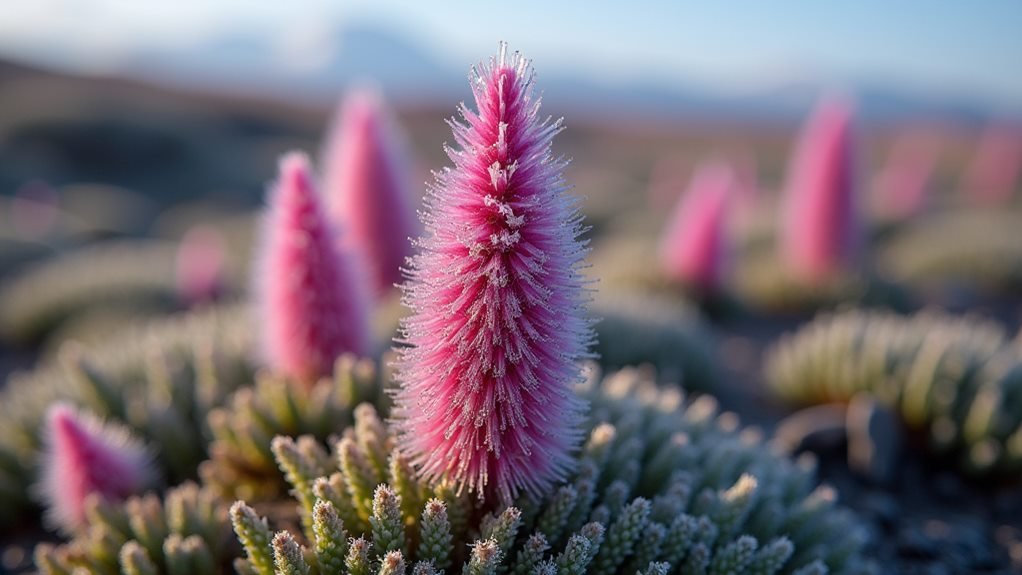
left=38, top=403, right=157, bottom=532
left=175, top=225, right=227, bottom=306
left=962, top=124, right=1021, bottom=205
left=256, top=152, right=371, bottom=383
left=780, top=98, right=861, bottom=283
left=658, top=162, right=734, bottom=292
left=321, top=87, right=419, bottom=298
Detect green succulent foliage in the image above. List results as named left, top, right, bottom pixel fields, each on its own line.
left=878, top=208, right=1022, bottom=294
left=591, top=293, right=717, bottom=391
left=732, top=253, right=911, bottom=314
left=232, top=364, right=871, bottom=575
left=0, top=240, right=184, bottom=344
left=587, top=235, right=673, bottom=295
left=0, top=305, right=255, bottom=528
left=34, top=482, right=234, bottom=575
left=766, top=309, right=1022, bottom=475
left=199, top=355, right=391, bottom=502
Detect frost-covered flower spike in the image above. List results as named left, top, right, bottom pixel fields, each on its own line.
left=393, top=43, right=593, bottom=503
left=257, top=152, right=371, bottom=384
left=780, top=97, right=860, bottom=283
left=872, top=130, right=939, bottom=219
left=37, top=403, right=157, bottom=533
left=658, top=161, right=734, bottom=291
left=321, top=86, right=419, bottom=298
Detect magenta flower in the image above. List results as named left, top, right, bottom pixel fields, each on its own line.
left=320, top=87, right=419, bottom=298
left=392, top=45, right=592, bottom=503
left=780, top=97, right=860, bottom=283
left=175, top=225, right=227, bottom=306
left=962, top=125, right=1021, bottom=206
left=658, top=162, right=734, bottom=291
left=872, top=130, right=940, bottom=219
left=38, top=403, right=156, bottom=533
left=256, top=152, right=371, bottom=384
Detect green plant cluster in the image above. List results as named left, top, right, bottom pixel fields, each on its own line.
left=29, top=358, right=873, bottom=574
left=0, top=240, right=182, bottom=344
left=878, top=208, right=1022, bottom=295
left=225, top=364, right=870, bottom=575
left=591, top=293, right=717, bottom=391
left=35, top=482, right=235, bottom=575
left=200, top=355, right=391, bottom=502
left=0, top=305, right=254, bottom=526
left=766, top=309, right=1022, bottom=474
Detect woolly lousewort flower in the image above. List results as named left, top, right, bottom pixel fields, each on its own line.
left=780, top=97, right=860, bottom=283
left=321, top=87, right=418, bottom=298
left=393, top=44, right=592, bottom=503
left=658, top=162, right=734, bottom=291
left=962, top=124, right=1021, bottom=205
left=37, top=403, right=156, bottom=532
left=257, top=152, right=370, bottom=383
left=175, top=225, right=226, bottom=306
left=872, top=131, right=940, bottom=219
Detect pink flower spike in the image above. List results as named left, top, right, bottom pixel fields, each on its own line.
left=175, top=225, right=227, bottom=306
left=872, top=130, right=940, bottom=219
left=38, top=403, right=157, bottom=533
left=780, top=97, right=860, bottom=284
left=393, top=44, right=593, bottom=504
left=321, top=86, right=419, bottom=298
left=659, top=162, right=734, bottom=292
left=257, top=152, right=371, bottom=384
left=962, top=125, right=1022, bottom=206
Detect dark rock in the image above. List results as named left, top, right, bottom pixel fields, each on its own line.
left=772, top=403, right=847, bottom=456
left=861, top=491, right=900, bottom=529
left=898, top=525, right=940, bottom=559
left=933, top=472, right=965, bottom=501
left=993, top=490, right=1022, bottom=522
left=847, top=394, right=902, bottom=485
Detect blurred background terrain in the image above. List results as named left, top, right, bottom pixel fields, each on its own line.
left=1, top=2, right=1021, bottom=572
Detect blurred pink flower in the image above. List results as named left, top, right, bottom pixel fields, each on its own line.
left=175, top=225, right=227, bottom=306
left=659, top=162, right=734, bottom=291
left=780, top=98, right=860, bottom=283
left=393, top=45, right=591, bottom=503
left=38, top=403, right=156, bottom=533
left=646, top=154, right=690, bottom=211
left=872, top=131, right=940, bottom=219
left=962, top=125, right=1021, bottom=205
left=321, top=87, right=419, bottom=298
left=11, top=180, right=59, bottom=241
left=257, top=152, right=371, bottom=383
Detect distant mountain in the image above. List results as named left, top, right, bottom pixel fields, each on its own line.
left=37, top=23, right=1022, bottom=125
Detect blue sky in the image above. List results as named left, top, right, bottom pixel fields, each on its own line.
left=1, top=1, right=1020, bottom=108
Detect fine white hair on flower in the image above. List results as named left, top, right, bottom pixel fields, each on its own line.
left=392, top=42, right=595, bottom=503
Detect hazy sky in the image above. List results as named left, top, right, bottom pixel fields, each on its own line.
left=1, top=1, right=1020, bottom=108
